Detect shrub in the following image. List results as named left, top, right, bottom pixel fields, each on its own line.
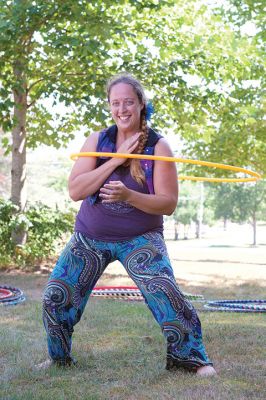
left=0, top=198, right=75, bottom=269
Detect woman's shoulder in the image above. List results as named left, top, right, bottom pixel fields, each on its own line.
left=101, top=124, right=117, bottom=138
left=147, top=127, right=163, bottom=147
left=80, top=131, right=100, bottom=150
left=81, top=125, right=116, bottom=148
left=154, top=136, right=174, bottom=156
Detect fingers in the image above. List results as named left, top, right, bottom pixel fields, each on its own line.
left=129, top=132, right=143, bottom=149
left=128, top=139, right=140, bottom=153
left=99, top=187, right=116, bottom=202
left=129, top=132, right=145, bottom=153
left=131, top=131, right=143, bottom=144
left=103, top=181, right=123, bottom=189
left=129, top=131, right=142, bottom=142
left=99, top=181, right=127, bottom=202
left=99, top=181, right=121, bottom=198
left=100, top=188, right=118, bottom=195
left=117, top=132, right=143, bottom=154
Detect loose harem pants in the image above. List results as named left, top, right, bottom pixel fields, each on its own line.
left=43, top=231, right=212, bottom=369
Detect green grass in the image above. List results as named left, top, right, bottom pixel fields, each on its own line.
left=0, top=273, right=266, bottom=400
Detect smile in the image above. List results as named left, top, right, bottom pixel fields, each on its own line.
left=119, top=116, right=131, bottom=121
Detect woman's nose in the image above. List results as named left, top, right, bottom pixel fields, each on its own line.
left=119, top=102, right=127, bottom=113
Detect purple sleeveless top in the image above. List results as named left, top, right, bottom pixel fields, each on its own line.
left=75, top=126, right=164, bottom=241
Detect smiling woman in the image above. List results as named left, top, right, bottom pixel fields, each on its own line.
left=39, top=73, right=216, bottom=377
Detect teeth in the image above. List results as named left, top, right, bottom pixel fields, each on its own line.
left=120, top=116, right=130, bottom=120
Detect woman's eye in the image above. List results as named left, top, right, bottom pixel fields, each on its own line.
left=112, top=102, right=119, bottom=107
left=126, top=101, right=134, bottom=106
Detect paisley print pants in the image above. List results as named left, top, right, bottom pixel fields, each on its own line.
left=43, top=231, right=213, bottom=369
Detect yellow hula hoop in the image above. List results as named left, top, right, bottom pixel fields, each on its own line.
left=70, top=152, right=261, bottom=183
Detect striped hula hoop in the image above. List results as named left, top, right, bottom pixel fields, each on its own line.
left=204, top=300, right=266, bottom=313
left=0, top=286, right=26, bottom=306
left=92, top=287, right=266, bottom=313
left=91, top=286, right=203, bottom=302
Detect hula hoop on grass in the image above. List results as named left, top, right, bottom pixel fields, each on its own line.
left=91, top=287, right=266, bottom=313
left=0, top=285, right=26, bottom=306
left=204, top=299, right=266, bottom=313
left=91, top=286, right=204, bottom=302
left=70, top=152, right=261, bottom=183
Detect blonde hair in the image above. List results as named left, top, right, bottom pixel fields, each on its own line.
left=107, top=73, right=149, bottom=185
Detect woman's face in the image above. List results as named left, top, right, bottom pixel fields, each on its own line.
left=109, top=83, right=144, bottom=134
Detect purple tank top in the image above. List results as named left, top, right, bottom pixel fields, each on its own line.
left=75, top=165, right=164, bottom=241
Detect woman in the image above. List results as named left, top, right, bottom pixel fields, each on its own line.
left=40, top=73, right=216, bottom=376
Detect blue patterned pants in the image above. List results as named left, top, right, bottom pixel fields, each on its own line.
left=43, top=231, right=212, bottom=369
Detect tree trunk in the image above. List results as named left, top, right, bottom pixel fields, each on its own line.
left=252, top=212, right=257, bottom=246
left=195, top=220, right=199, bottom=238
left=174, top=222, right=179, bottom=240
left=196, top=182, right=204, bottom=238
left=11, top=59, right=28, bottom=245
left=223, top=217, right=227, bottom=230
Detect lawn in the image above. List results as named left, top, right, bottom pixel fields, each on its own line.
left=1, top=236, right=265, bottom=400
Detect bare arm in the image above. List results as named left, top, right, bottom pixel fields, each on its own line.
left=100, top=138, right=178, bottom=215
left=68, top=131, right=143, bottom=201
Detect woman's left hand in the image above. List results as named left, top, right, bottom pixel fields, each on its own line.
left=99, top=181, right=131, bottom=203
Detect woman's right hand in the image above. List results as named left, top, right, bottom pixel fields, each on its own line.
left=114, top=131, right=143, bottom=166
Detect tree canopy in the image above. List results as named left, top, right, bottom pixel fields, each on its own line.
left=0, top=0, right=265, bottom=224
left=1, top=1, right=264, bottom=158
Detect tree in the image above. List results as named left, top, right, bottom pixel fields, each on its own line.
left=209, top=184, right=235, bottom=230
left=231, top=181, right=266, bottom=245
left=173, top=196, right=197, bottom=240
left=1, top=0, right=264, bottom=245
left=0, top=0, right=178, bottom=243
left=173, top=181, right=211, bottom=239
left=183, top=0, right=265, bottom=179
left=209, top=180, right=266, bottom=245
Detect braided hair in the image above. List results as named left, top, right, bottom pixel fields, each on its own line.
left=107, top=73, right=149, bottom=185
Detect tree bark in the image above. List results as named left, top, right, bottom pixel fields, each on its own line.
left=195, top=220, right=199, bottom=238
left=196, top=182, right=204, bottom=238
left=252, top=212, right=257, bottom=246
left=11, top=59, right=28, bottom=245
left=174, top=222, right=179, bottom=240
left=223, top=217, right=227, bottom=230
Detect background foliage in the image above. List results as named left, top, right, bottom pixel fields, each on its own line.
left=0, top=198, right=75, bottom=267
left=1, top=0, right=265, bottom=170
left=0, top=0, right=265, bottom=260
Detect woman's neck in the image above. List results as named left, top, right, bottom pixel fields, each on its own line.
left=116, top=128, right=137, bottom=140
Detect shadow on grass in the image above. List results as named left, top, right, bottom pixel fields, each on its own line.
left=209, top=245, right=240, bottom=248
